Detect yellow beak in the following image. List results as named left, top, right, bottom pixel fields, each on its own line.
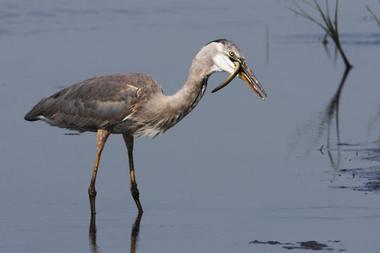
left=211, top=61, right=267, bottom=100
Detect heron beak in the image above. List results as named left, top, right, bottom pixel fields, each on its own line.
left=211, top=61, right=267, bottom=100
left=211, top=62, right=241, bottom=93
left=239, top=62, right=267, bottom=100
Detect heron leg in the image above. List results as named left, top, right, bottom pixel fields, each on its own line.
left=88, top=129, right=110, bottom=215
left=122, top=134, right=144, bottom=213
left=130, top=212, right=143, bottom=253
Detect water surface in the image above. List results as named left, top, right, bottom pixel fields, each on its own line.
left=1, top=0, right=380, bottom=252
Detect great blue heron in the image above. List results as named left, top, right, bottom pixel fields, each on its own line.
left=24, top=39, right=267, bottom=214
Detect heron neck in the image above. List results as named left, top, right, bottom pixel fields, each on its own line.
left=165, top=62, right=211, bottom=119
left=144, top=51, right=215, bottom=134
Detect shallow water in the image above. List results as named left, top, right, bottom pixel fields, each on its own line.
left=1, top=0, right=380, bottom=252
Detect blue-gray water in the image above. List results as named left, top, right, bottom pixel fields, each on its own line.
left=1, top=0, right=380, bottom=252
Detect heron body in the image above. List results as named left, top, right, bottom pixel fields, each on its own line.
left=25, top=39, right=267, bottom=214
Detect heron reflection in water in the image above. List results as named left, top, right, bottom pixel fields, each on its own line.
left=24, top=39, right=267, bottom=214
left=89, top=214, right=142, bottom=253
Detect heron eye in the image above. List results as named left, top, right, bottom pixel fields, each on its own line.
left=229, top=51, right=235, bottom=57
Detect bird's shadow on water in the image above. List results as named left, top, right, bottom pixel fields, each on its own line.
left=89, top=213, right=143, bottom=253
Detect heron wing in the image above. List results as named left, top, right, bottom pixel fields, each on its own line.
left=25, top=73, right=162, bottom=132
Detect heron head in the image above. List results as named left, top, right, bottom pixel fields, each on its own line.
left=207, top=39, right=267, bottom=99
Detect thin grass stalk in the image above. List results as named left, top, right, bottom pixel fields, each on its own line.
left=366, top=5, right=380, bottom=27
left=290, top=0, right=352, bottom=69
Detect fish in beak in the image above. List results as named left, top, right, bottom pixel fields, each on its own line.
left=211, top=60, right=267, bottom=100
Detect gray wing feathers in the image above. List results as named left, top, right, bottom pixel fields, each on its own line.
left=25, top=74, right=160, bottom=131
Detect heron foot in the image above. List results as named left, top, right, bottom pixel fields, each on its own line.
left=88, top=188, right=97, bottom=215
left=131, top=184, right=139, bottom=199
left=88, top=187, right=97, bottom=198
left=131, top=183, right=143, bottom=213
